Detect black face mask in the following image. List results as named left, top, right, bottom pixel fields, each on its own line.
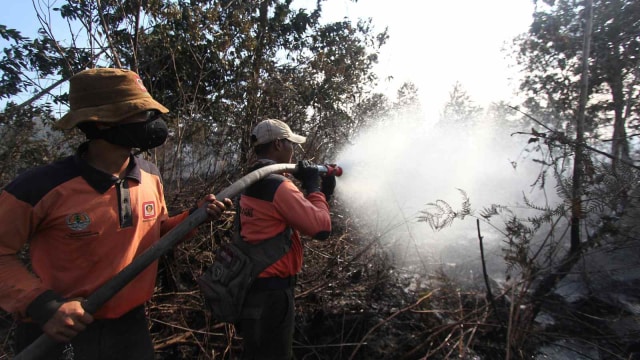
left=80, top=112, right=169, bottom=151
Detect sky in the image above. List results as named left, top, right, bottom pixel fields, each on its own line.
left=307, top=0, right=536, bottom=120
left=1, top=1, right=65, bottom=40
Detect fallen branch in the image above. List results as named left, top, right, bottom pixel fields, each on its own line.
left=297, top=235, right=380, bottom=299
left=348, top=291, right=435, bottom=360
left=154, top=331, right=193, bottom=350
left=477, top=219, right=503, bottom=326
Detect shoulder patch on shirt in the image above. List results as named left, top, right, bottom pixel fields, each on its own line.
left=4, top=156, right=80, bottom=206
left=137, top=157, right=162, bottom=182
left=245, top=174, right=286, bottom=202
left=66, top=212, right=91, bottom=231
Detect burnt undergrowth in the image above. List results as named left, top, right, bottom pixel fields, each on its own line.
left=2, top=186, right=639, bottom=359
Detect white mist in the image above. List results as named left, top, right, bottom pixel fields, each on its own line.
left=332, top=110, right=557, bottom=279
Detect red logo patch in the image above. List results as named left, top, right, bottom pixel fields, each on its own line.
left=135, top=77, right=148, bottom=92
left=143, top=201, right=156, bottom=219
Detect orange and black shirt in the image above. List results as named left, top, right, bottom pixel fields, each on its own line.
left=239, top=161, right=332, bottom=279
left=0, top=143, right=189, bottom=323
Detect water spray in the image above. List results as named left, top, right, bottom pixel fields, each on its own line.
left=15, top=161, right=342, bottom=360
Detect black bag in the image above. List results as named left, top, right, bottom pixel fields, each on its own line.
left=197, top=200, right=292, bottom=323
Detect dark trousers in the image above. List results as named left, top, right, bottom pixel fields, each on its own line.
left=14, top=305, right=155, bottom=360
left=237, top=277, right=296, bottom=360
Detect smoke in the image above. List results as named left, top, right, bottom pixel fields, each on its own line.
left=332, top=109, right=558, bottom=277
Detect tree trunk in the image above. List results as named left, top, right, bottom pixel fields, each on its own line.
left=570, top=0, right=593, bottom=254
left=241, top=0, right=271, bottom=166
left=531, top=0, right=593, bottom=318
left=610, top=66, right=630, bottom=169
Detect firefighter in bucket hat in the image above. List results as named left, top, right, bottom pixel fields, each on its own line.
left=0, top=68, right=231, bottom=359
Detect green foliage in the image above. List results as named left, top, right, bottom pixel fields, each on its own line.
left=0, top=103, right=79, bottom=186
left=0, top=0, right=389, bottom=190
left=437, top=82, right=483, bottom=128
left=514, top=0, right=640, bottom=160
left=486, top=102, right=531, bottom=133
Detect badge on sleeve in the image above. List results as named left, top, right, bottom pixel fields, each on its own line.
left=143, top=201, right=156, bottom=219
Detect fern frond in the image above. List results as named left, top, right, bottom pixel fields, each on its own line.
left=456, top=188, right=471, bottom=218
left=417, top=191, right=473, bottom=232
left=479, top=204, right=510, bottom=220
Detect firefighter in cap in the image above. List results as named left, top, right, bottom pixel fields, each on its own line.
left=235, top=119, right=336, bottom=359
left=0, top=68, right=231, bottom=359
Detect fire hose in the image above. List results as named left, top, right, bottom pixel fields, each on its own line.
left=14, top=162, right=342, bottom=360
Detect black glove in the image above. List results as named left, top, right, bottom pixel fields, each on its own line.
left=321, top=175, right=336, bottom=201
left=294, top=160, right=320, bottom=194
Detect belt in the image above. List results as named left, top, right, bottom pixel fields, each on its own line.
left=252, top=276, right=296, bottom=291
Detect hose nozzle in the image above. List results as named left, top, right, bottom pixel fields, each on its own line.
left=317, top=164, right=343, bottom=177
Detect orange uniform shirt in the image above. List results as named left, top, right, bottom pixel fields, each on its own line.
left=0, top=145, right=188, bottom=320
left=239, top=171, right=331, bottom=278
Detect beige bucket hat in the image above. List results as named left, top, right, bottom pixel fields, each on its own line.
left=55, top=68, right=169, bottom=130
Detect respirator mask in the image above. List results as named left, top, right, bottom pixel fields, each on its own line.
left=78, top=111, right=169, bottom=151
